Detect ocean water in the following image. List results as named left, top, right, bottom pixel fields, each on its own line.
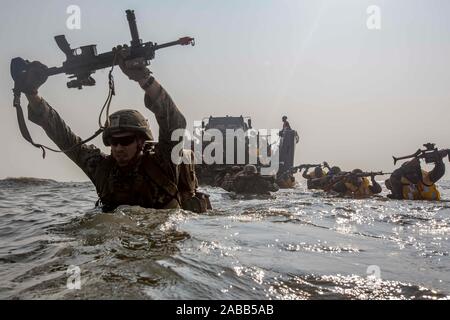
left=0, top=177, right=449, bottom=299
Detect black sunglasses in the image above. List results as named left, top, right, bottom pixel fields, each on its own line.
left=110, top=135, right=136, bottom=147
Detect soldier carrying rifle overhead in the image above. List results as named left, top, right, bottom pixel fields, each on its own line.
left=386, top=143, right=449, bottom=200
left=10, top=10, right=210, bottom=213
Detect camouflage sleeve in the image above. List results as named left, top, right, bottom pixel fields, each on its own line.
left=143, top=83, right=187, bottom=184
left=27, top=98, right=106, bottom=182
left=144, top=84, right=187, bottom=148
left=369, top=179, right=382, bottom=194
left=302, top=170, right=310, bottom=179
left=428, top=157, right=445, bottom=183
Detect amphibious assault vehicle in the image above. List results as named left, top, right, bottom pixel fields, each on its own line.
left=193, top=115, right=299, bottom=189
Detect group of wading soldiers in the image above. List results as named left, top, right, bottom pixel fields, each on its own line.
left=297, top=147, right=447, bottom=201
left=208, top=116, right=448, bottom=201
left=195, top=119, right=448, bottom=201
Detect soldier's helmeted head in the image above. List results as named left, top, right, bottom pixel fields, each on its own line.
left=314, top=166, right=323, bottom=178
left=102, top=109, right=153, bottom=167
left=329, top=166, right=341, bottom=175
left=350, top=169, right=363, bottom=186
left=243, top=164, right=257, bottom=175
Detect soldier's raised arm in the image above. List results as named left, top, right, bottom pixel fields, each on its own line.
left=142, top=80, right=187, bottom=146
left=369, top=176, right=382, bottom=194
left=114, top=46, right=187, bottom=149
left=17, top=61, right=106, bottom=181
left=302, top=167, right=311, bottom=179
left=428, top=150, right=445, bottom=183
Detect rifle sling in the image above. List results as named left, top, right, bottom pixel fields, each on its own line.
left=13, top=89, right=47, bottom=158
left=13, top=89, right=103, bottom=158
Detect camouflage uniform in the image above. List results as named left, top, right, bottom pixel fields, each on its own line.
left=28, top=87, right=190, bottom=211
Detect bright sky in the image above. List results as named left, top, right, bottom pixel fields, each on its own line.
left=1, top=0, right=449, bottom=181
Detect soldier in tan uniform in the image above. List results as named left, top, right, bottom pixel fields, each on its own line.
left=15, top=49, right=210, bottom=213
left=386, top=154, right=445, bottom=201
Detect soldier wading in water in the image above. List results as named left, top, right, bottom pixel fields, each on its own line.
left=13, top=46, right=211, bottom=213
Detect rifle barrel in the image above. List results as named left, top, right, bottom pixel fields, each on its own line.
left=154, top=37, right=195, bottom=50
left=392, top=149, right=421, bottom=165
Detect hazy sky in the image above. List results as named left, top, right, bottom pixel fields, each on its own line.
left=1, top=0, right=449, bottom=181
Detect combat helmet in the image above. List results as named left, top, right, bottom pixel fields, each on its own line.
left=102, top=109, right=153, bottom=146
left=314, top=166, right=324, bottom=177
left=243, top=164, right=257, bottom=174
left=329, top=166, right=341, bottom=175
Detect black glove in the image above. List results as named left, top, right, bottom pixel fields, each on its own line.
left=14, top=61, right=48, bottom=95
left=113, top=45, right=151, bottom=82
left=432, top=149, right=442, bottom=162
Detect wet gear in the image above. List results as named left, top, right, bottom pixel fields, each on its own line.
left=177, top=149, right=211, bottom=212
left=388, top=156, right=445, bottom=200
left=401, top=171, right=441, bottom=201
left=344, top=177, right=373, bottom=197
left=95, top=152, right=181, bottom=211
